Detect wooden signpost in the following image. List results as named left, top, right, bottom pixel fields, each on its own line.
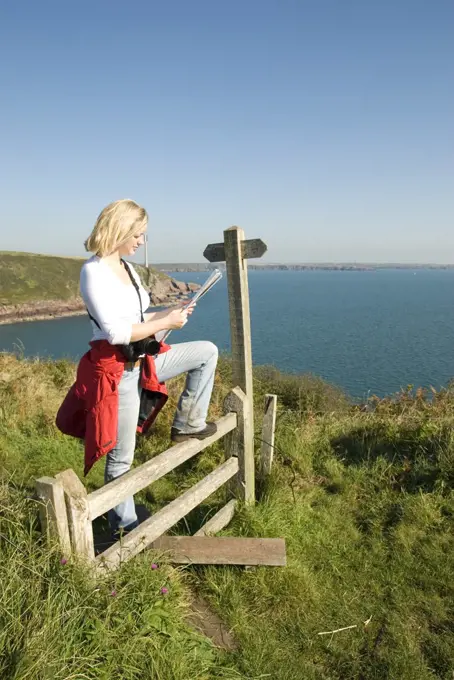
left=204, top=227, right=267, bottom=505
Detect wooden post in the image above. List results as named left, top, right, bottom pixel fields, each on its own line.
left=56, top=469, right=95, bottom=562
left=35, top=476, right=71, bottom=557
left=223, top=227, right=254, bottom=405
left=260, top=394, right=278, bottom=477
left=224, top=387, right=255, bottom=504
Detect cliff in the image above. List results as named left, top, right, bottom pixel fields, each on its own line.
left=0, top=251, right=198, bottom=325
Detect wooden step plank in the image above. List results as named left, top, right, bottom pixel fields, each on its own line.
left=152, top=536, right=286, bottom=566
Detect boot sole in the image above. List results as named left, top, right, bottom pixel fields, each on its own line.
left=171, top=430, right=217, bottom=443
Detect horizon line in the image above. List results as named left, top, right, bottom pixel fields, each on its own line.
left=2, top=250, right=454, bottom=267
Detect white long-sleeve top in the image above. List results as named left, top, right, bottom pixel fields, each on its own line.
left=80, top=256, right=150, bottom=345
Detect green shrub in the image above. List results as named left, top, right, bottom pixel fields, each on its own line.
left=253, top=364, right=351, bottom=415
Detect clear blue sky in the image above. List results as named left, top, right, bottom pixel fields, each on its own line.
left=0, top=0, right=453, bottom=263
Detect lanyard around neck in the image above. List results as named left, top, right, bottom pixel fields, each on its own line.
left=87, top=259, right=145, bottom=330
left=121, top=259, right=144, bottom=323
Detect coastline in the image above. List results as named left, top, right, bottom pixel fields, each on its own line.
left=0, top=298, right=87, bottom=326
left=0, top=307, right=87, bottom=326
left=0, top=310, right=88, bottom=325
left=0, top=280, right=199, bottom=326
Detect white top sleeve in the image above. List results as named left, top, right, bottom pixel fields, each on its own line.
left=80, top=257, right=150, bottom=346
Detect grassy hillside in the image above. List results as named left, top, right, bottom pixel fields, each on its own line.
left=0, top=355, right=453, bottom=679
left=0, top=251, right=169, bottom=305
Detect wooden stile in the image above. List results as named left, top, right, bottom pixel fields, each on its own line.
left=35, top=226, right=288, bottom=576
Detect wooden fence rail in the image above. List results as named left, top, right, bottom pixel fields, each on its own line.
left=88, top=412, right=237, bottom=521
left=96, top=456, right=239, bottom=574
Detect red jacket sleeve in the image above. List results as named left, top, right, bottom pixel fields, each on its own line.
left=55, top=383, right=87, bottom=440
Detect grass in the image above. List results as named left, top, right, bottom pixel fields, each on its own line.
left=0, top=352, right=453, bottom=679
left=0, top=251, right=169, bottom=305
left=0, top=487, right=237, bottom=680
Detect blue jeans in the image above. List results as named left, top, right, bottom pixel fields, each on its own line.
left=104, top=341, right=218, bottom=531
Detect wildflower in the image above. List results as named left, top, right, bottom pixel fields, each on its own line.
left=161, top=587, right=168, bottom=595
left=60, top=558, right=67, bottom=565
left=111, top=589, right=117, bottom=597
left=151, top=563, right=158, bottom=570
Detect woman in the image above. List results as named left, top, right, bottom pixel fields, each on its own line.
left=57, top=199, right=218, bottom=536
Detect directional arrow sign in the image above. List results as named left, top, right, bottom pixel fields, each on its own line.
left=243, top=238, right=267, bottom=259
left=204, top=238, right=267, bottom=263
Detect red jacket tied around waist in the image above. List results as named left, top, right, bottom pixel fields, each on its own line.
left=56, top=340, right=169, bottom=475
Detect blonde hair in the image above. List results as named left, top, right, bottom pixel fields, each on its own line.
left=84, top=199, right=148, bottom=257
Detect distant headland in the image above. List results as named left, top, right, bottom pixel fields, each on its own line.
left=152, top=262, right=454, bottom=273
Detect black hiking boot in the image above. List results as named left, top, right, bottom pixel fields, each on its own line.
left=170, top=422, right=217, bottom=443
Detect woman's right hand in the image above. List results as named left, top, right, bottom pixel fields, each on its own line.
left=164, top=307, right=188, bottom=329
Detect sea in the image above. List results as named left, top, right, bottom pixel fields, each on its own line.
left=1, top=269, right=454, bottom=400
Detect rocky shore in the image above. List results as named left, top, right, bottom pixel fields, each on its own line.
left=0, top=277, right=199, bottom=325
